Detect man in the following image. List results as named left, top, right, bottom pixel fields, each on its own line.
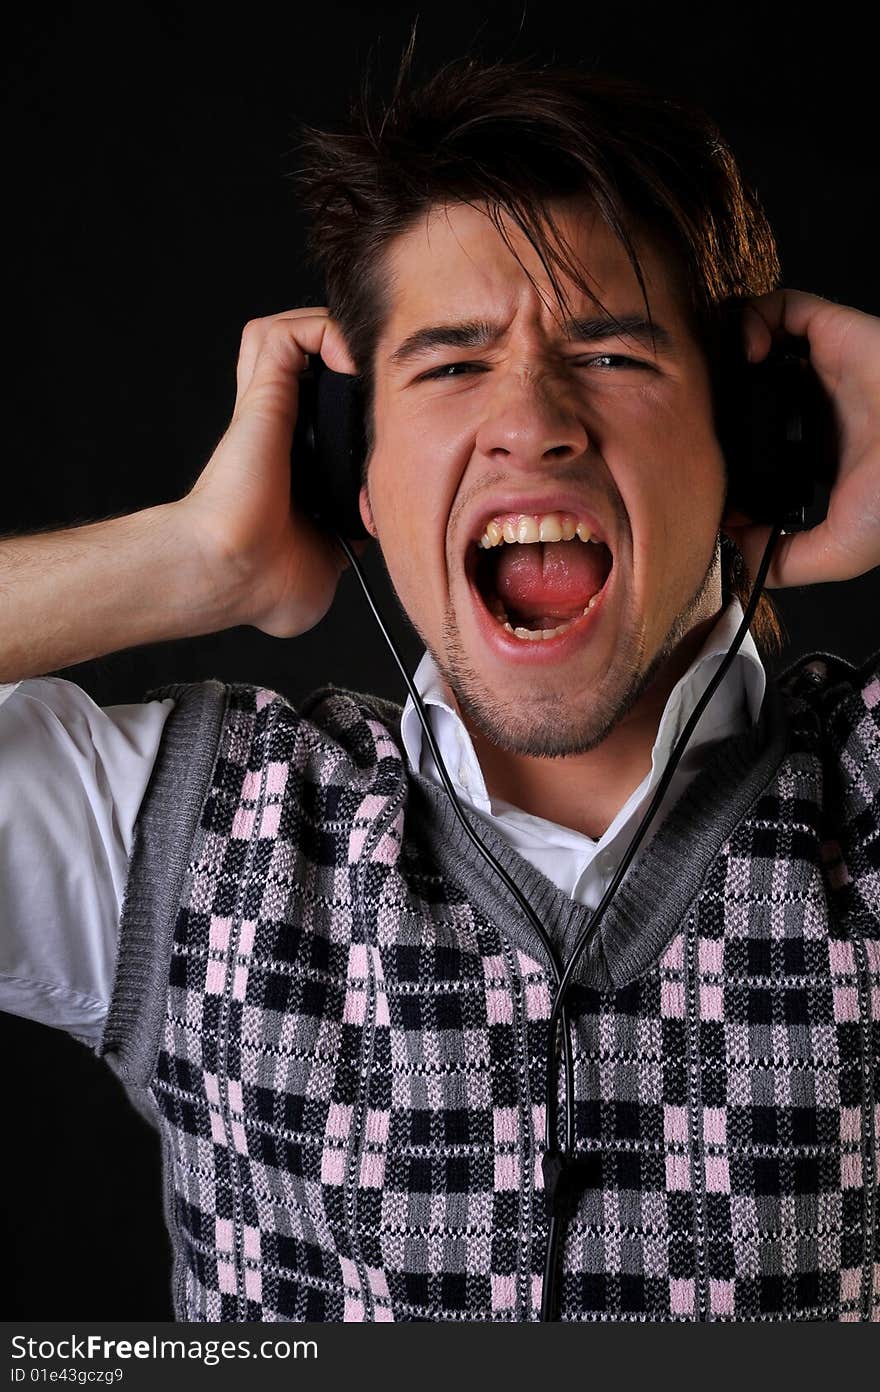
left=1, top=49, right=878, bottom=1322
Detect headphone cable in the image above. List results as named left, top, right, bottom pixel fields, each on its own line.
left=334, top=521, right=782, bottom=1321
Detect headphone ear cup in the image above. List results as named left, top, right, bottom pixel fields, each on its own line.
left=715, top=309, right=836, bottom=532
left=291, top=356, right=370, bottom=541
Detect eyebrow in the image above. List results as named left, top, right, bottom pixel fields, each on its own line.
left=387, top=314, right=675, bottom=369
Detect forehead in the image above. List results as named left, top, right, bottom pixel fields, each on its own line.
left=378, top=197, right=680, bottom=340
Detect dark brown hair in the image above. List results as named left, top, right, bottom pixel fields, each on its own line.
left=290, top=30, right=786, bottom=658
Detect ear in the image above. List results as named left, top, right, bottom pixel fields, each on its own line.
left=359, top=483, right=378, bottom=538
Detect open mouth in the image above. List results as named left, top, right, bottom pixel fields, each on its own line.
left=465, top=522, right=614, bottom=642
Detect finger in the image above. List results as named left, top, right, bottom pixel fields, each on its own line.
left=234, top=308, right=357, bottom=395
left=234, top=313, right=357, bottom=409
left=235, top=307, right=330, bottom=391
left=740, top=288, right=857, bottom=377
left=725, top=519, right=851, bottom=591
left=740, top=304, right=773, bottom=364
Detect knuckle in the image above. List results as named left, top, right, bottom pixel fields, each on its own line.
left=242, top=308, right=330, bottom=338
left=267, top=315, right=297, bottom=337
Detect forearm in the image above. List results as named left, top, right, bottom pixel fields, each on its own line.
left=0, top=502, right=247, bottom=683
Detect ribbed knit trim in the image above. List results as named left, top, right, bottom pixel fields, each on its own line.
left=96, top=678, right=229, bottom=1086
left=401, top=675, right=791, bottom=989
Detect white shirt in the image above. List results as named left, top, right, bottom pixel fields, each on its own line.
left=401, top=597, right=765, bottom=901
left=0, top=597, right=764, bottom=1043
left=0, top=679, right=176, bottom=1041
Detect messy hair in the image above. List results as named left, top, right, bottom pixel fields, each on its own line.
left=290, top=29, right=785, bottom=657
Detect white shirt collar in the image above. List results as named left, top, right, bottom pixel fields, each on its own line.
left=400, top=596, right=766, bottom=826
left=0, top=681, right=22, bottom=709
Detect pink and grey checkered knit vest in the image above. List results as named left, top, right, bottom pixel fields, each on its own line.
left=94, top=648, right=880, bottom=1321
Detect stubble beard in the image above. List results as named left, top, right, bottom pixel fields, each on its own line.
left=423, top=536, right=722, bottom=759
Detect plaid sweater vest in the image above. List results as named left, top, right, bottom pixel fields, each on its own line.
left=95, top=648, right=880, bottom=1322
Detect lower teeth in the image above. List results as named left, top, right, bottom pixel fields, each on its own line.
left=491, top=593, right=601, bottom=641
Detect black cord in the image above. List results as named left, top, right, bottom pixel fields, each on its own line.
left=333, top=531, right=578, bottom=1160
left=334, top=522, right=783, bottom=1322
left=538, top=519, right=783, bottom=1319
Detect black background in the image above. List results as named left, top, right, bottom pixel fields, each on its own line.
left=2, top=1, right=877, bottom=1318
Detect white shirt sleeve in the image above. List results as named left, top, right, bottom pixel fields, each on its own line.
left=0, top=677, right=175, bottom=1044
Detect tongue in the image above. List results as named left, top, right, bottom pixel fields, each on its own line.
left=494, top=540, right=610, bottom=621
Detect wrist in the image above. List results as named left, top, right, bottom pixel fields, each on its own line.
left=169, top=498, right=264, bottom=633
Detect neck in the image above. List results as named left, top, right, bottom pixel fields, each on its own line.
left=463, top=612, right=721, bottom=841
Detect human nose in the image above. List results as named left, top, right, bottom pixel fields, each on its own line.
left=473, top=368, right=590, bottom=469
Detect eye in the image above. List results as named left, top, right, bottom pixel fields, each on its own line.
left=418, top=362, right=486, bottom=381
left=417, top=355, right=647, bottom=382
left=582, top=354, right=647, bottom=370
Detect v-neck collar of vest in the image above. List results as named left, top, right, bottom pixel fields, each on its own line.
left=370, top=674, right=791, bottom=990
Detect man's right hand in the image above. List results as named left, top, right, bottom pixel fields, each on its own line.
left=181, top=307, right=371, bottom=639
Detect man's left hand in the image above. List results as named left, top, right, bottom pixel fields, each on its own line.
left=721, top=288, right=880, bottom=589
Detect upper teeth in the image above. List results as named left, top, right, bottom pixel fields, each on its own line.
left=478, top=512, right=601, bottom=548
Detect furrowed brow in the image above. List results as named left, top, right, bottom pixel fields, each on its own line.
left=387, top=313, right=674, bottom=369
left=564, top=315, right=675, bottom=352
left=388, top=320, right=499, bottom=368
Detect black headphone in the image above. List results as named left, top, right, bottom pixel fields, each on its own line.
left=291, top=302, right=837, bottom=541
left=291, top=304, right=837, bottom=1322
